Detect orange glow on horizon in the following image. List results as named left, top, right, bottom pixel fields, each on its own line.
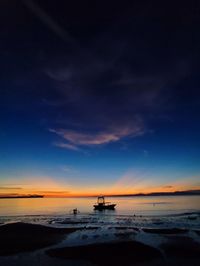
left=0, top=175, right=199, bottom=198
left=1, top=184, right=199, bottom=198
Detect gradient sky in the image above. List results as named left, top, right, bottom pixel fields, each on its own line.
left=0, top=0, right=200, bottom=196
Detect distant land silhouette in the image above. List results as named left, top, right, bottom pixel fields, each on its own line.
left=106, top=190, right=200, bottom=197
left=0, top=190, right=200, bottom=199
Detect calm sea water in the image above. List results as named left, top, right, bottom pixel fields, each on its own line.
left=0, top=195, right=199, bottom=216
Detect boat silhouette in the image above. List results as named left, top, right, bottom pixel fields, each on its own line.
left=94, top=196, right=116, bottom=210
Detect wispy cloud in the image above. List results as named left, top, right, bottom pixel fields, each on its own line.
left=38, top=190, right=69, bottom=194
left=22, top=0, right=76, bottom=45
left=53, top=142, right=80, bottom=151
left=50, top=121, right=145, bottom=150
left=61, top=165, right=79, bottom=173
left=162, top=185, right=173, bottom=189
left=0, top=187, right=22, bottom=190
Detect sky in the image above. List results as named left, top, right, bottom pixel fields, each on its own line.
left=0, top=0, right=200, bottom=197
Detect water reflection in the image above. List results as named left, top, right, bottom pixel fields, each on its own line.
left=0, top=196, right=199, bottom=216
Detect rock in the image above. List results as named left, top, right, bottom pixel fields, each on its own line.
left=0, top=222, right=78, bottom=256
left=46, top=240, right=163, bottom=266
left=161, top=236, right=200, bottom=259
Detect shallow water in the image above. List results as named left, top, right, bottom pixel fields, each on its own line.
left=0, top=195, right=199, bottom=216
left=0, top=196, right=199, bottom=230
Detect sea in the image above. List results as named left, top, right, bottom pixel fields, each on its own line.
left=0, top=196, right=200, bottom=230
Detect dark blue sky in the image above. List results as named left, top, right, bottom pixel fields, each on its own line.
left=0, top=0, right=200, bottom=195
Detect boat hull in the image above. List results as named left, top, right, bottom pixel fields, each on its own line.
left=93, top=204, right=116, bottom=210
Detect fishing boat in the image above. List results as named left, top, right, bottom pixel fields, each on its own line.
left=93, top=196, right=116, bottom=210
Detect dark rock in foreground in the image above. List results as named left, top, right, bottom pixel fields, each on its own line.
left=195, top=230, right=200, bottom=236
left=46, top=241, right=163, bottom=266
left=161, top=236, right=200, bottom=259
left=0, top=222, right=78, bottom=256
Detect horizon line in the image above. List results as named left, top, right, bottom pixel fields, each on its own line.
left=0, top=189, right=200, bottom=199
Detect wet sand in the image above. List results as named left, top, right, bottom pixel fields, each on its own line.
left=47, top=241, right=162, bottom=265
left=0, top=222, right=200, bottom=265
left=0, top=222, right=79, bottom=256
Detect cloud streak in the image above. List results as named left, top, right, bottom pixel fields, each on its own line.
left=53, top=142, right=80, bottom=151
left=0, top=187, right=22, bottom=190
left=50, top=121, right=145, bottom=150
left=22, top=0, right=76, bottom=45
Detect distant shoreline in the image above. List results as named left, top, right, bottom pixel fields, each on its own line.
left=64, top=190, right=200, bottom=198
left=106, top=190, right=200, bottom=198
left=0, top=190, right=199, bottom=199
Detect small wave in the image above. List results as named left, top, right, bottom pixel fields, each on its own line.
left=165, top=211, right=200, bottom=217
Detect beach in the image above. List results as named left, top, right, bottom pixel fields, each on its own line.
left=0, top=207, right=200, bottom=266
